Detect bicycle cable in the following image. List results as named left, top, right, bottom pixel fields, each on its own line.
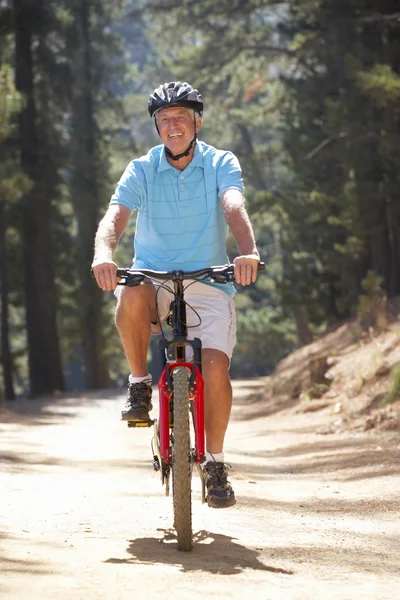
left=132, top=272, right=231, bottom=352
left=151, top=278, right=205, bottom=351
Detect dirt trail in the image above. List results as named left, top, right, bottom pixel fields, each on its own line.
left=1, top=380, right=399, bottom=600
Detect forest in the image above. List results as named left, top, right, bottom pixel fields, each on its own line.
left=0, top=1, right=399, bottom=399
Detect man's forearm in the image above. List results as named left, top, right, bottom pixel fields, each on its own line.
left=226, top=204, right=259, bottom=256
left=94, top=215, right=118, bottom=261
left=93, top=205, right=131, bottom=262
left=221, top=190, right=259, bottom=256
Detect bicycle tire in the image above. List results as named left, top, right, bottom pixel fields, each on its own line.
left=171, top=366, right=193, bottom=552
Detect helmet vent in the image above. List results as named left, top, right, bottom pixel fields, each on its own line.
left=148, top=81, right=203, bottom=117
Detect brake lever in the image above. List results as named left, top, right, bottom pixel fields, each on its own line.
left=212, top=274, right=231, bottom=284
left=209, top=265, right=233, bottom=284
left=118, top=273, right=146, bottom=287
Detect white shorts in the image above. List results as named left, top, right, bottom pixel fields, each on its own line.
left=116, top=280, right=237, bottom=360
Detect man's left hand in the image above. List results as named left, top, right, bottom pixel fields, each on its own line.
left=233, top=254, right=260, bottom=286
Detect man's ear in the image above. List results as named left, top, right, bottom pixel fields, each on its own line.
left=195, top=115, right=202, bottom=133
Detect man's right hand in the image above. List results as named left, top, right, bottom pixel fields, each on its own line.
left=92, top=259, right=119, bottom=292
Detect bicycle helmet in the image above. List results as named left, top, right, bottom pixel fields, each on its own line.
left=148, top=82, right=204, bottom=161
left=148, top=81, right=203, bottom=117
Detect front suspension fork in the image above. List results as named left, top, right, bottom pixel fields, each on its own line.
left=157, top=362, right=205, bottom=465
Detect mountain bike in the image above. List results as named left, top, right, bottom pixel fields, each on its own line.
left=116, top=262, right=265, bottom=551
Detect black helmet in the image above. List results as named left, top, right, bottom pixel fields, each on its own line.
left=148, top=81, right=203, bottom=118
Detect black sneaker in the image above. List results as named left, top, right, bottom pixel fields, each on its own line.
left=203, top=461, right=236, bottom=508
left=121, top=382, right=153, bottom=422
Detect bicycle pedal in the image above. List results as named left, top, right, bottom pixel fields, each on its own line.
left=127, top=419, right=154, bottom=428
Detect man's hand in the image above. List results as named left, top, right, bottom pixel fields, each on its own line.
left=233, top=254, right=260, bottom=286
left=92, top=259, right=118, bottom=292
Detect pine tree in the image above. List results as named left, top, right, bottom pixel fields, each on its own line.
left=12, top=0, right=65, bottom=395
left=0, top=61, right=31, bottom=401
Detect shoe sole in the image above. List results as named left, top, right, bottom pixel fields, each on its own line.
left=121, top=406, right=153, bottom=422
left=207, top=495, right=236, bottom=509
left=121, top=414, right=151, bottom=422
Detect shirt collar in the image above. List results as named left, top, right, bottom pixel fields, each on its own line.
left=157, top=142, right=204, bottom=173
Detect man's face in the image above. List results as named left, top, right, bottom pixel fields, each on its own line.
left=156, top=106, right=201, bottom=154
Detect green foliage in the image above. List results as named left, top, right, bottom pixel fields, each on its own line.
left=357, top=270, right=387, bottom=331
left=0, top=64, right=23, bottom=143
left=357, top=64, right=400, bottom=104
left=360, top=270, right=385, bottom=300
left=0, top=62, right=32, bottom=203
left=232, top=302, right=297, bottom=377
left=383, top=365, right=400, bottom=406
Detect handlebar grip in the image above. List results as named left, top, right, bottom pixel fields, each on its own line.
left=91, top=267, right=126, bottom=278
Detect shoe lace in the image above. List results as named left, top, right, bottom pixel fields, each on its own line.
left=127, top=382, right=151, bottom=407
left=206, top=462, right=231, bottom=488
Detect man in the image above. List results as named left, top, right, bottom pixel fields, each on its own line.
left=92, top=81, right=260, bottom=508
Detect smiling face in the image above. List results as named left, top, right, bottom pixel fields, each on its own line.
left=155, top=106, right=202, bottom=155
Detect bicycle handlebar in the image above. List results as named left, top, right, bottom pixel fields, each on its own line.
left=114, top=262, right=265, bottom=285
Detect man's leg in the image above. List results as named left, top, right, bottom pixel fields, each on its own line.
left=202, top=348, right=232, bottom=454
left=115, top=284, right=158, bottom=421
left=202, top=347, right=236, bottom=508
left=115, top=284, right=158, bottom=376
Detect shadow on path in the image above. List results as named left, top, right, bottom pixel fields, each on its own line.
left=236, top=438, right=400, bottom=482
left=0, top=533, right=55, bottom=576
left=1, top=388, right=123, bottom=428
left=232, top=391, right=298, bottom=421
left=105, top=529, right=294, bottom=575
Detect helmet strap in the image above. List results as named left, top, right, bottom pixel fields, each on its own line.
left=165, top=135, right=197, bottom=161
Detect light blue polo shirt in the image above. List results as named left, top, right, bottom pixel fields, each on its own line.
left=110, top=140, right=244, bottom=294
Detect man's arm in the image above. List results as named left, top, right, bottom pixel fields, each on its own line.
left=91, top=204, right=131, bottom=291
left=221, top=189, right=260, bottom=286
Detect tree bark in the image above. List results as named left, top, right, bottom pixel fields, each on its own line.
left=14, top=0, right=65, bottom=395
left=0, top=201, right=16, bottom=401
left=292, top=304, right=314, bottom=346
left=70, top=0, right=110, bottom=388
left=236, top=123, right=266, bottom=191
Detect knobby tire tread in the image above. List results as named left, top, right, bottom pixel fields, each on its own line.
left=172, top=367, right=193, bottom=551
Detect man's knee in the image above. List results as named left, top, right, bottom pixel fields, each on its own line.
left=202, top=349, right=230, bottom=385
left=115, top=285, right=156, bottom=328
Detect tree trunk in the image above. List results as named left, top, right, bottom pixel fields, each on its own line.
left=0, top=201, right=15, bottom=401
left=236, top=123, right=266, bottom=191
left=70, top=0, right=110, bottom=389
left=385, top=192, right=400, bottom=296
left=14, top=0, right=65, bottom=395
left=292, top=304, right=314, bottom=346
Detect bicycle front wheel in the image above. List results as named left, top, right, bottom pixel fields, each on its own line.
left=171, top=366, right=193, bottom=552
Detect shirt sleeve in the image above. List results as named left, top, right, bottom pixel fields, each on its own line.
left=109, top=160, right=144, bottom=211
left=217, top=151, right=244, bottom=198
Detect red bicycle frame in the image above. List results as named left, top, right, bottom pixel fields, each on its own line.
left=158, top=362, right=205, bottom=464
